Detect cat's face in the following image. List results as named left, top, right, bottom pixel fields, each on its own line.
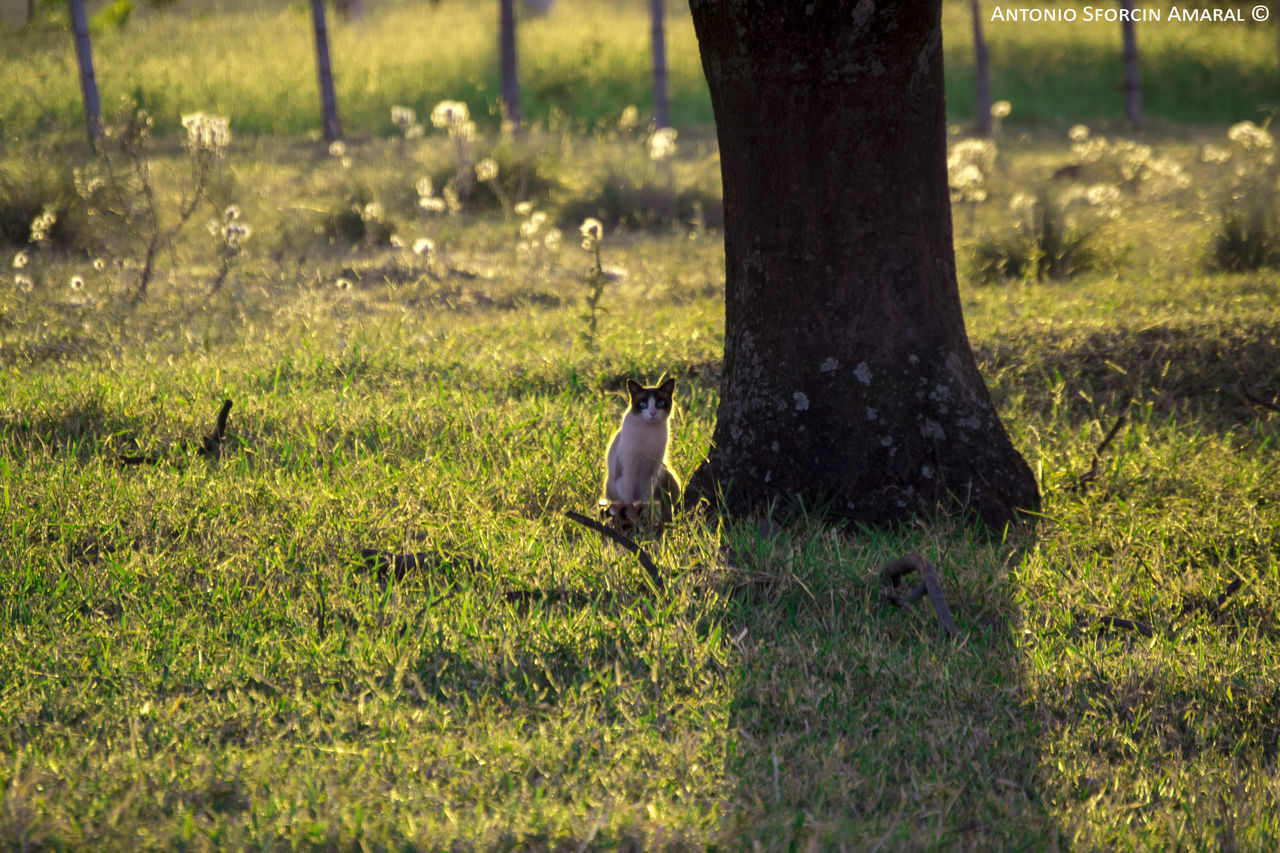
left=627, top=377, right=676, bottom=423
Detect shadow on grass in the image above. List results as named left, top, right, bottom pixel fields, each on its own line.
left=978, top=314, right=1280, bottom=430
left=716, top=519, right=1053, bottom=848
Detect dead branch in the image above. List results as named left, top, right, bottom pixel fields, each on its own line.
left=1092, top=615, right=1154, bottom=638
left=117, top=398, right=235, bottom=467
left=199, top=398, right=233, bottom=458
left=880, top=553, right=959, bottom=642
left=1096, top=577, right=1242, bottom=643
left=1240, top=382, right=1280, bottom=414
left=564, top=509, right=664, bottom=592
left=359, top=548, right=485, bottom=585
left=1078, top=397, right=1131, bottom=493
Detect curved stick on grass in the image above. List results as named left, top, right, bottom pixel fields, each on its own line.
left=1240, top=382, right=1280, bottom=414
left=880, top=553, right=959, bottom=642
left=1092, top=615, right=1154, bottom=638
left=359, top=549, right=485, bottom=585
left=199, top=398, right=233, bottom=459
left=1077, top=397, right=1131, bottom=493
left=564, top=509, right=664, bottom=593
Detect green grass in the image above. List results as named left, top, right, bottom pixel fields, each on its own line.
left=1, top=0, right=1277, bottom=140
left=2, top=9, right=1280, bottom=847
left=2, top=120, right=1278, bottom=847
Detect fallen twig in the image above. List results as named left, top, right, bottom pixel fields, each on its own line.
left=880, top=553, right=959, bottom=643
left=1092, top=615, right=1154, bottom=638
left=359, top=549, right=485, bottom=585
left=1240, top=382, right=1280, bottom=415
left=117, top=398, right=235, bottom=467
left=1078, top=397, right=1131, bottom=493
left=564, top=509, right=664, bottom=592
left=199, top=398, right=233, bottom=458
left=1094, top=577, right=1243, bottom=642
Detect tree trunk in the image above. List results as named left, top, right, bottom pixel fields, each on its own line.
left=685, top=0, right=1038, bottom=528
left=970, top=0, right=991, bottom=136
left=650, top=0, right=669, bottom=128
left=28, top=0, right=37, bottom=24
left=67, top=0, right=103, bottom=148
left=1120, top=0, right=1142, bottom=126
left=309, top=0, right=343, bottom=142
left=499, top=0, right=521, bottom=132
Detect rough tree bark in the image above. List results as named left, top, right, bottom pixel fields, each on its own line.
left=685, top=0, right=1038, bottom=528
left=67, top=0, right=103, bottom=148
left=499, top=0, right=521, bottom=132
left=1120, top=0, right=1142, bottom=126
left=969, top=0, right=992, bottom=136
left=650, top=0, right=669, bottom=128
left=309, top=0, right=343, bottom=142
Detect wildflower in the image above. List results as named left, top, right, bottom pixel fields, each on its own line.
left=328, top=140, right=347, bottom=158
left=948, top=138, right=997, bottom=175
left=619, top=105, right=639, bottom=132
left=442, top=186, right=461, bottom=215
left=412, top=238, right=434, bottom=256
left=93, top=257, right=105, bottom=271
left=405, top=124, right=424, bottom=139
left=224, top=222, right=251, bottom=249
left=475, top=158, right=499, bottom=182
left=520, top=210, right=548, bottom=239
left=648, top=127, right=678, bottom=161
left=1009, top=192, right=1036, bottom=214
left=949, top=164, right=984, bottom=191
left=336, top=277, right=353, bottom=290
left=361, top=202, right=384, bottom=222
left=419, top=196, right=447, bottom=213
left=430, top=100, right=470, bottom=129
left=13, top=251, right=28, bottom=269
left=579, top=218, right=603, bottom=244
left=181, top=112, right=231, bottom=153
left=514, top=201, right=533, bottom=216
left=1201, top=144, right=1231, bottom=164
left=543, top=227, right=562, bottom=250
left=990, top=100, right=1012, bottom=118
left=416, top=177, right=435, bottom=198
left=224, top=205, right=241, bottom=221
left=1227, top=121, right=1272, bottom=150
left=16, top=273, right=33, bottom=293
left=29, top=210, right=56, bottom=243
left=1072, top=137, right=1109, bottom=164
left=1085, top=183, right=1121, bottom=206
left=390, top=234, right=405, bottom=249
left=1068, top=124, right=1090, bottom=142
left=391, top=105, right=416, bottom=130
left=70, top=275, right=84, bottom=291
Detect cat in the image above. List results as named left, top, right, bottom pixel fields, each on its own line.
left=602, top=377, right=681, bottom=524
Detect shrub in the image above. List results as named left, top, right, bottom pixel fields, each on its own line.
left=971, top=187, right=1110, bottom=283
left=0, top=156, right=97, bottom=253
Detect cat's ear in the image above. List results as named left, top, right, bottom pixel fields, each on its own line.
left=626, top=378, right=642, bottom=396
left=659, top=377, right=676, bottom=394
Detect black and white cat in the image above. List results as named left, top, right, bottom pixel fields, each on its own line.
left=603, top=377, right=681, bottom=520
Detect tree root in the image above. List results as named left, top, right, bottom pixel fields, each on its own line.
left=880, top=553, right=959, bottom=643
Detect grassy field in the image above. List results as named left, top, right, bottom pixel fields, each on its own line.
left=2, top=1, right=1280, bottom=850
left=1, top=0, right=1278, bottom=136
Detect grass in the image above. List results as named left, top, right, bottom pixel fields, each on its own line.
left=1, top=0, right=1278, bottom=140
left=2, top=5, right=1280, bottom=848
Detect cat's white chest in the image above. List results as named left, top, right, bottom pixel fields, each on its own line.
left=607, top=416, right=669, bottom=501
